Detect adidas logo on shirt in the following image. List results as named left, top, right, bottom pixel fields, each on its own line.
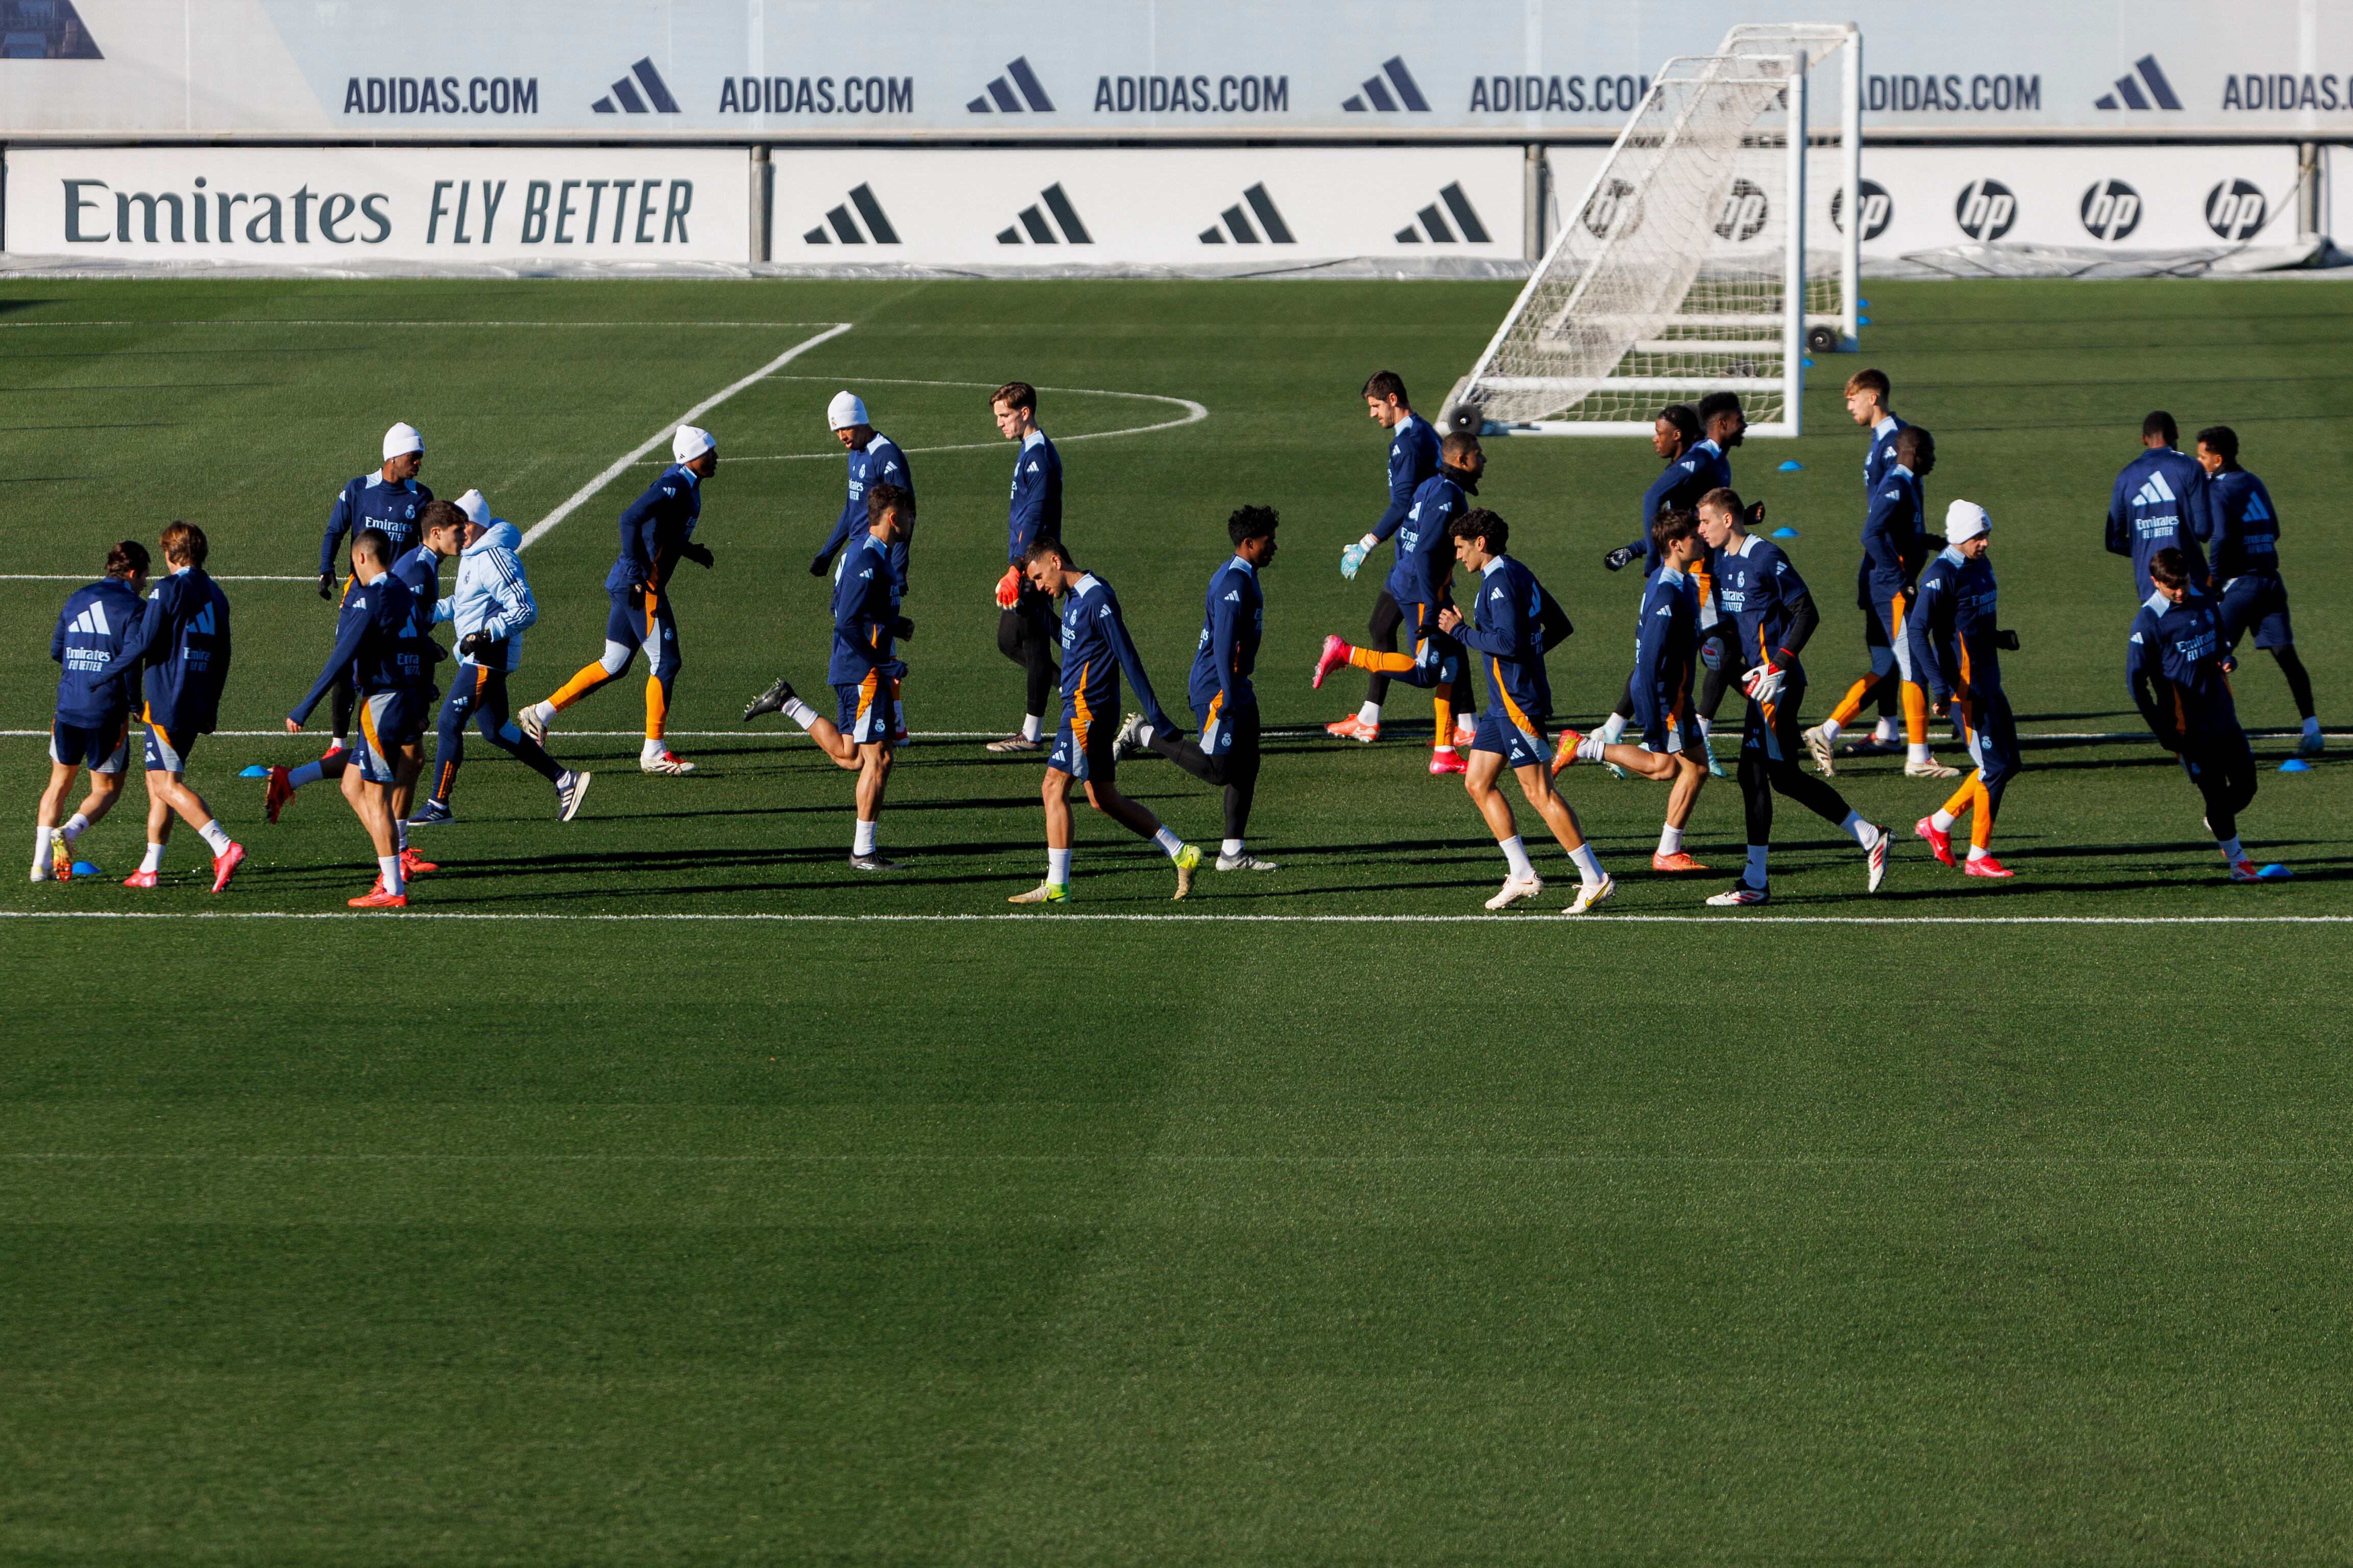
left=191, top=604, right=216, bottom=635
left=69, top=603, right=113, bottom=636
left=2244, top=493, right=2272, bottom=521
left=2135, top=471, right=2177, bottom=507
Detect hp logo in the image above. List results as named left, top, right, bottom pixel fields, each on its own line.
left=1713, top=179, right=1769, bottom=242
left=1954, top=179, right=2017, bottom=241
left=2079, top=179, right=2142, bottom=241
left=1580, top=178, right=1644, bottom=239
left=2205, top=180, right=2266, bottom=240
left=1829, top=179, right=1893, bottom=241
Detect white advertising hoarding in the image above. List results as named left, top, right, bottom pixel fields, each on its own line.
left=3, top=147, right=751, bottom=261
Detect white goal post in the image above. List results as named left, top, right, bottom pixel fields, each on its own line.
left=1447, top=23, right=1861, bottom=439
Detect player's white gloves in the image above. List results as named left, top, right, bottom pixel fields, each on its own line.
left=1741, top=660, right=1786, bottom=706
left=1339, top=534, right=1379, bottom=580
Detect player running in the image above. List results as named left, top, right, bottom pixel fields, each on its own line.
left=1309, top=429, right=1482, bottom=774
left=2106, top=410, right=2211, bottom=600
left=1914, top=502, right=2022, bottom=879
left=520, top=425, right=718, bottom=775
left=317, top=422, right=432, bottom=757
left=2128, top=546, right=2289, bottom=883
left=740, top=480, right=916, bottom=871
left=1326, top=370, right=1443, bottom=745
left=402, top=489, right=590, bottom=826
left=1114, top=504, right=1282, bottom=873
left=806, top=391, right=914, bottom=743
left=1807, top=369, right=1915, bottom=766
left=1435, top=509, right=1614, bottom=914
left=286, top=527, right=436, bottom=907
left=2192, top=425, right=2322, bottom=758
left=986, top=382, right=1063, bottom=753
left=106, top=521, right=243, bottom=892
left=1008, top=537, right=1203, bottom=904
left=1555, top=508, right=1713, bottom=874
left=1695, top=488, right=1890, bottom=907
left=33, top=541, right=148, bottom=884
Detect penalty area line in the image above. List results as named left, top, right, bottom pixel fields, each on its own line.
left=516, top=321, right=854, bottom=551
left=1, top=911, right=2346, bottom=927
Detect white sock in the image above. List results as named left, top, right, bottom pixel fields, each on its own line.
left=289, top=760, right=327, bottom=789
left=1874, top=716, right=1900, bottom=742
left=1818, top=717, right=1842, bottom=742
left=1221, top=838, right=1244, bottom=858
left=33, top=827, right=53, bottom=870
left=641, top=737, right=665, bottom=761
left=1568, top=843, right=1604, bottom=887
left=1697, top=717, right=1713, bottom=743
left=1138, top=722, right=1158, bottom=749
left=1499, top=835, right=1536, bottom=880
left=140, top=842, right=165, bottom=873
left=782, top=696, right=819, bottom=730
left=197, top=819, right=232, bottom=856
left=853, top=818, right=877, bottom=856
left=1657, top=823, right=1684, bottom=856
left=1357, top=701, right=1381, bottom=726
left=1966, top=843, right=1994, bottom=863
left=378, top=854, right=404, bottom=895
left=2218, top=835, right=2244, bottom=863
left=1745, top=844, right=1769, bottom=886
left=528, top=701, right=554, bottom=727
left=63, top=814, right=89, bottom=842
left=1599, top=712, right=1628, bottom=744
left=1153, top=826, right=1184, bottom=860
left=1432, top=742, right=1458, bottom=756
left=1047, top=847, right=1072, bottom=885
left=1022, top=713, right=1043, bottom=742
left=1907, top=742, right=1931, bottom=765
left=2305, top=716, right=2322, bottom=737
left=1930, top=808, right=1958, bottom=832
left=1841, top=812, right=1882, bottom=850
left=1576, top=731, right=1606, bottom=762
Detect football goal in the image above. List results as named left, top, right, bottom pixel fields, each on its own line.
left=1447, top=22, right=1861, bottom=438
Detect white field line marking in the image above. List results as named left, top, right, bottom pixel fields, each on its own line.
left=516, top=322, right=853, bottom=551
left=0, top=575, right=314, bottom=582
left=4, top=728, right=2344, bottom=743
left=2, top=911, right=2347, bottom=927
left=0, top=320, right=846, bottom=330
left=10, top=1154, right=2319, bottom=1164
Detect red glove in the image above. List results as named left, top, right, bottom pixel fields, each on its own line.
left=994, top=565, right=1021, bottom=609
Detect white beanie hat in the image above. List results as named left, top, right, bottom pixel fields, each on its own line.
left=1946, top=499, right=1990, bottom=542
left=673, top=424, right=716, bottom=463
left=827, top=390, right=869, bottom=430
left=454, top=489, right=489, bottom=527
left=383, top=421, right=424, bottom=460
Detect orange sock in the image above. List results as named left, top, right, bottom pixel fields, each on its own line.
left=1968, top=777, right=1994, bottom=849
left=1828, top=674, right=1877, bottom=728
left=547, top=659, right=614, bottom=712
left=1348, top=646, right=1416, bottom=676
left=1432, top=689, right=1455, bottom=748
left=645, top=674, right=669, bottom=741
left=1901, top=682, right=1929, bottom=746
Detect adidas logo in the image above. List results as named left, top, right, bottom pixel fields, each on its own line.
left=1198, top=184, right=1294, bottom=245
left=967, top=57, right=1055, bottom=114
left=995, top=184, right=1091, bottom=245
left=592, top=58, right=680, bottom=115
left=802, top=184, right=901, bottom=245
left=2135, top=471, right=2178, bottom=507
left=1341, top=57, right=1430, bottom=113
left=191, top=604, right=216, bottom=636
left=2245, top=493, right=2273, bottom=522
left=69, top=602, right=113, bottom=637
left=3, top=0, right=100, bottom=57
left=1393, top=183, right=1491, bottom=244
left=2094, top=55, right=2181, bottom=111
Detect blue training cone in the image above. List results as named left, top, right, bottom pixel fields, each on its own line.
left=2280, top=758, right=2313, bottom=772
left=70, top=861, right=103, bottom=878
left=238, top=764, right=271, bottom=777
left=1771, top=526, right=1800, bottom=539
left=1777, top=460, right=1803, bottom=471
left=2259, top=864, right=2293, bottom=881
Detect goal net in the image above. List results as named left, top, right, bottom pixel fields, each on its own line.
left=1447, top=25, right=1859, bottom=438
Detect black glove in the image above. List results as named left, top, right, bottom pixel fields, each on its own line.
left=1994, top=629, right=2020, bottom=651
left=889, top=616, right=916, bottom=642
left=680, top=541, right=715, bottom=569
left=1603, top=546, right=1635, bottom=573
left=808, top=548, right=838, bottom=578
left=459, top=631, right=494, bottom=658
left=317, top=572, right=334, bottom=600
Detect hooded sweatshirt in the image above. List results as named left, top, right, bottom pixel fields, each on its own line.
left=431, top=520, right=537, bottom=673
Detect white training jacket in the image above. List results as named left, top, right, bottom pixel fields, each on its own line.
left=431, top=519, right=537, bottom=672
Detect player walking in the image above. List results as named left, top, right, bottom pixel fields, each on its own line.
left=1325, top=370, right=1443, bottom=745
left=986, top=382, right=1063, bottom=753
left=1555, top=508, right=1713, bottom=874
left=740, top=481, right=916, bottom=871
left=1309, top=430, right=1482, bottom=774
left=2106, top=411, right=2211, bottom=600
left=1695, top=489, right=1890, bottom=907
left=806, top=391, right=914, bottom=742
left=108, top=522, right=243, bottom=892
left=1807, top=370, right=1915, bottom=766
left=404, top=490, right=590, bottom=826
left=33, top=541, right=148, bottom=883
left=317, top=422, right=432, bottom=757
left=2192, top=425, right=2321, bottom=757
left=1008, top=537, right=1202, bottom=904
left=521, top=426, right=718, bottom=775
left=1435, top=509, right=1614, bottom=914
left=1114, top=505, right=1282, bottom=873
left=2129, top=546, right=2289, bottom=883
left=286, top=527, right=436, bottom=907
left=1913, top=502, right=2022, bottom=878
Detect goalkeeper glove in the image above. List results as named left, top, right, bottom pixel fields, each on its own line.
left=1741, top=660, right=1785, bottom=706
left=1340, top=534, right=1379, bottom=580
left=994, top=565, right=1022, bottom=609
left=679, top=541, right=714, bottom=569
left=458, top=631, right=493, bottom=658
left=807, top=547, right=838, bottom=578
left=1994, top=629, right=2020, bottom=651
left=317, top=572, right=335, bottom=600
left=1603, top=546, right=1636, bottom=573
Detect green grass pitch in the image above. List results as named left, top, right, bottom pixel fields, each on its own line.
left=4, top=277, right=2352, bottom=1562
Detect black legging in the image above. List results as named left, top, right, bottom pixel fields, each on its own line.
left=1150, top=705, right=1261, bottom=842
left=997, top=585, right=1060, bottom=718
left=1738, top=678, right=1860, bottom=844
left=1361, top=590, right=1404, bottom=707
left=2180, top=731, right=2259, bottom=842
